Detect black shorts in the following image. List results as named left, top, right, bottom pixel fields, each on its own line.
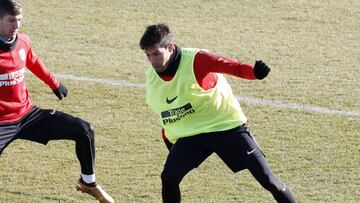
left=166, top=124, right=264, bottom=173
left=0, top=106, right=91, bottom=155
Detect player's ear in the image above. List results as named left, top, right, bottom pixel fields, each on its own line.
left=166, top=43, right=174, bottom=52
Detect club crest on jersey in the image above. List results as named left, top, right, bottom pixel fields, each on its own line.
left=18, top=48, right=26, bottom=62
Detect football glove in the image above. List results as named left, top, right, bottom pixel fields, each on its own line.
left=253, top=60, right=270, bottom=80
left=53, top=83, right=68, bottom=100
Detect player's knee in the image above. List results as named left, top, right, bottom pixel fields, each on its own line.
left=78, top=120, right=95, bottom=142
left=85, top=123, right=95, bottom=142
left=261, top=175, right=282, bottom=192
left=161, top=169, right=182, bottom=186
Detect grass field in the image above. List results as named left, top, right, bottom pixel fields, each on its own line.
left=1, top=0, right=359, bottom=202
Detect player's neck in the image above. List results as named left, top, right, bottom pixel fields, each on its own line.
left=0, top=35, right=17, bottom=51
left=159, top=45, right=181, bottom=77
left=0, top=35, right=16, bottom=43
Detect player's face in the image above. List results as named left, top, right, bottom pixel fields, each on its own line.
left=0, top=13, right=23, bottom=41
left=144, top=43, right=174, bottom=73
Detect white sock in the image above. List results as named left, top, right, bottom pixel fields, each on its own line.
left=81, top=173, right=96, bottom=184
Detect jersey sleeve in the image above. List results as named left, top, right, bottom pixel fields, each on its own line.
left=25, top=40, right=59, bottom=90
left=194, top=50, right=256, bottom=80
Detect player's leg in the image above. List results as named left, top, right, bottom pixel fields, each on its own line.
left=17, top=107, right=113, bottom=203
left=0, top=107, right=46, bottom=156
left=161, top=135, right=212, bottom=203
left=245, top=149, right=296, bottom=203
left=0, top=123, right=18, bottom=155
left=17, top=108, right=95, bottom=176
left=215, top=124, right=296, bottom=203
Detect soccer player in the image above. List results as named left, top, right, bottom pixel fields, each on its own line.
left=0, top=1, right=113, bottom=202
left=140, top=23, right=297, bottom=203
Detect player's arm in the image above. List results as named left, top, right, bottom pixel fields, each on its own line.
left=195, top=50, right=270, bottom=80
left=26, top=46, right=68, bottom=100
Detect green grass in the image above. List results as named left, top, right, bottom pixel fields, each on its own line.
left=0, top=0, right=359, bottom=202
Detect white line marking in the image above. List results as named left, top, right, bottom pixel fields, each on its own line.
left=56, top=73, right=145, bottom=88
left=237, top=96, right=360, bottom=117
left=54, top=73, right=360, bottom=117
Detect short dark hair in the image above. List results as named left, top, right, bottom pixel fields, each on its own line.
left=0, top=0, right=22, bottom=17
left=139, top=23, right=174, bottom=50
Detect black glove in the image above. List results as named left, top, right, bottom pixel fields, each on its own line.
left=53, top=83, right=68, bottom=100
left=253, top=60, right=270, bottom=80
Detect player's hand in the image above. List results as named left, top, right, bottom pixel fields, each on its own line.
left=253, top=60, right=270, bottom=80
left=53, top=83, right=68, bottom=100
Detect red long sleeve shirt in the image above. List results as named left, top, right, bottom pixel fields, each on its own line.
left=0, top=33, right=59, bottom=123
left=160, top=48, right=256, bottom=140
left=160, top=49, right=256, bottom=88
